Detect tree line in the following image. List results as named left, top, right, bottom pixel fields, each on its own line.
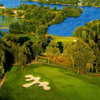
left=73, top=20, right=100, bottom=73
left=24, top=0, right=80, bottom=5
left=82, top=0, right=100, bottom=7
left=0, top=34, right=47, bottom=78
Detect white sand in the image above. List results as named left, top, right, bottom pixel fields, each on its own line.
left=22, top=75, right=51, bottom=90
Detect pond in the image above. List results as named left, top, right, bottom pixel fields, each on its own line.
left=0, top=0, right=100, bottom=36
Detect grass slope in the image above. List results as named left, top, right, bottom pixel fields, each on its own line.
left=0, top=63, right=100, bottom=100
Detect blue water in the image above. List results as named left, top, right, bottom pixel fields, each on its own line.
left=48, top=7, right=100, bottom=36
left=0, top=0, right=100, bottom=36
left=0, top=0, right=66, bottom=8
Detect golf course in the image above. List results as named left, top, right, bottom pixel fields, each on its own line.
left=0, top=63, right=100, bottom=100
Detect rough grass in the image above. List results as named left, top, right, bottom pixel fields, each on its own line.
left=0, top=63, right=100, bottom=100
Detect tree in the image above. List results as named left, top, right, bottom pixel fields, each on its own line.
left=73, top=20, right=100, bottom=73
left=9, top=22, right=21, bottom=34
left=0, top=48, right=5, bottom=77
left=88, top=40, right=100, bottom=73
left=53, top=7, right=57, bottom=11
left=17, top=46, right=29, bottom=70
left=64, top=42, right=76, bottom=71
left=73, top=40, right=95, bottom=74
left=65, top=40, right=95, bottom=74
left=73, top=26, right=95, bottom=42
left=31, top=43, right=42, bottom=61
left=46, top=42, right=60, bottom=64
left=17, top=52, right=28, bottom=70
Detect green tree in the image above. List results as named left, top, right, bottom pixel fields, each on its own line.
left=32, top=43, right=42, bottom=61
left=73, top=40, right=95, bottom=74
left=65, top=40, right=95, bottom=74
left=64, top=42, right=76, bottom=71
left=0, top=48, right=5, bottom=77
left=17, top=46, right=29, bottom=70
left=46, top=42, right=60, bottom=64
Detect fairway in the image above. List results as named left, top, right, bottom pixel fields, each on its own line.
left=0, top=63, right=100, bottom=100
left=49, top=35, right=78, bottom=46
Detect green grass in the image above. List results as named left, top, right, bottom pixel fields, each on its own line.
left=0, top=16, right=23, bottom=27
left=0, top=63, right=100, bottom=100
left=2, top=34, right=38, bottom=42
left=38, top=58, right=48, bottom=63
left=50, top=35, right=78, bottom=46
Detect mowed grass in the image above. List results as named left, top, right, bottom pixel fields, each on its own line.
left=50, top=35, right=78, bottom=46
left=0, top=63, right=100, bottom=100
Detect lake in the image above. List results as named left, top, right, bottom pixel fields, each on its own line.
left=0, top=0, right=100, bottom=36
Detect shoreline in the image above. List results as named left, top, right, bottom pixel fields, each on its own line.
left=21, top=0, right=100, bottom=8
left=0, top=27, right=9, bottom=29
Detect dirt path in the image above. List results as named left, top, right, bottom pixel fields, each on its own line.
left=0, top=73, right=7, bottom=88
left=80, top=72, right=92, bottom=79
left=25, top=61, right=42, bottom=66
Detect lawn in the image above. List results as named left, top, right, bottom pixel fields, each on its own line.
left=0, top=63, right=100, bottom=100
left=50, top=35, right=78, bottom=46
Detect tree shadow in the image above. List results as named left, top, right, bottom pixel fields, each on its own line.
left=4, top=50, right=14, bottom=72
left=18, top=37, right=30, bottom=45
left=57, top=42, right=63, bottom=53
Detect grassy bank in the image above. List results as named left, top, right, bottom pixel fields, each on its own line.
left=0, top=63, right=100, bottom=100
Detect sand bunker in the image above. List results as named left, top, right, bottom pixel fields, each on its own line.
left=22, top=75, right=51, bottom=90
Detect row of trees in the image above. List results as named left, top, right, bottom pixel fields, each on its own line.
left=73, top=20, right=100, bottom=73
left=25, top=0, right=80, bottom=5
left=64, top=40, right=95, bottom=73
left=82, top=0, right=100, bottom=7
left=46, top=41, right=60, bottom=64
left=0, top=34, right=47, bottom=77
left=45, top=39, right=96, bottom=74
